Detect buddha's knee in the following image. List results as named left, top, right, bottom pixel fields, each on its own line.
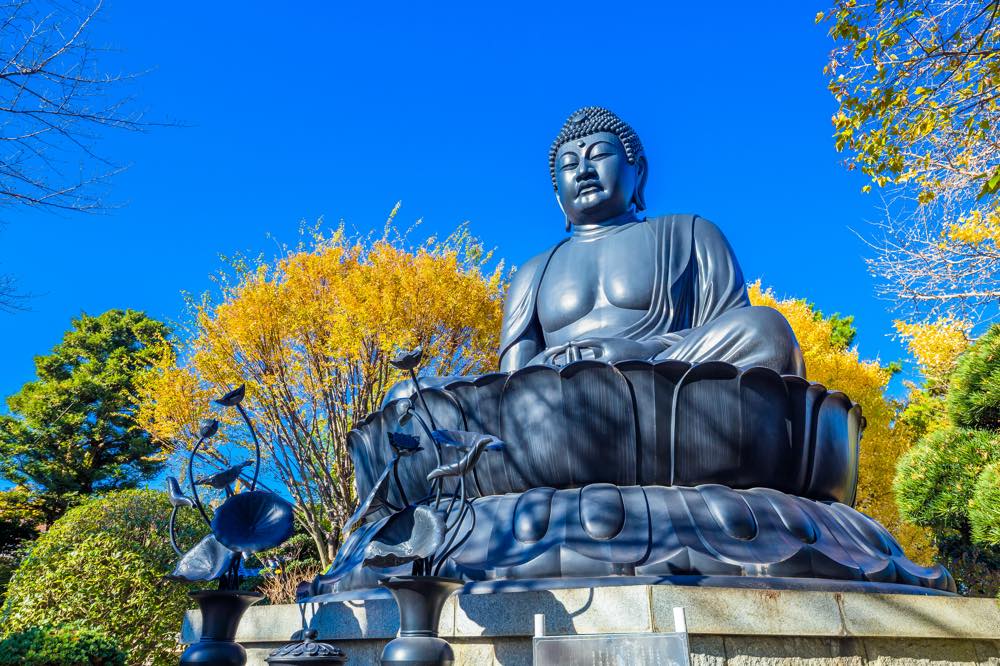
left=735, top=306, right=805, bottom=376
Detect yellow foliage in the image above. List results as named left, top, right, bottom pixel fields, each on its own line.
left=946, top=205, right=1000, bottom=247
left=749, top=283, right=937, bottom=564
left=137, top=216, right=507, bottom=565
left=894, top=317, right=971, bottom=388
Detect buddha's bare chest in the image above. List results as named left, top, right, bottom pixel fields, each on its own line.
left=537, top=227, right=656, bottom=335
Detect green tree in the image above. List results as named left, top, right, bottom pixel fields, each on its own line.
left=948, top=323, right=1000, bottom=430
left=894, top=325, right=1000, bottom=594
left=1, top=489, right=203, bottom=666
left=0, top=310, right=171, bottom=523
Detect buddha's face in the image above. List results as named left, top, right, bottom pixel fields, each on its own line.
left=555, top=131, right=640, bottom=226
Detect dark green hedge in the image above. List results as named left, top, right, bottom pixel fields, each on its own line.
left=0, top=623, right=125, bottom=666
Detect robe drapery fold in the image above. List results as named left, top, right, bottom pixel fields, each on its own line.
left=498, top=214, right=804, bottom=376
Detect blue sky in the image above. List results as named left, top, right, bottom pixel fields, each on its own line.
left=0, top=1, right=910, bottom=403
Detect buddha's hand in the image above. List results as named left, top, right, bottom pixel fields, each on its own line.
left=539, top=338, right=664, bottom=365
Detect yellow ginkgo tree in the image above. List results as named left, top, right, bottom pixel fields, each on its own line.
left=138, top=213, right=506, bottom=566
left=750, top=283, right=936, bottom=564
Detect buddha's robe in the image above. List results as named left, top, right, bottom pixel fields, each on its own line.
left=498, top=214, right=805, bottom=376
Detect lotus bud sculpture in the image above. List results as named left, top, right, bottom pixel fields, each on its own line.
left=162, top=385, right=296, bottom=666
left=391, top=346, right=437, bottom=430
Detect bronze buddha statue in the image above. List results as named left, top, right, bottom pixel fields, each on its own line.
left=500, top=106, right=804, bottom=375
left=311, top=107, right=954, bottom=600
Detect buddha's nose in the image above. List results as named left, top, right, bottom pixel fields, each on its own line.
left=575, top=161, right=598, bottom=181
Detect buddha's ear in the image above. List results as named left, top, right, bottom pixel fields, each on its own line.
left=632, top=154, right=648, bottom=212
left=555, top=192, right=571, bottom=232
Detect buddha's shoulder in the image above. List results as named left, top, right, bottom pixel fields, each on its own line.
left=509, top=242, right=564, bottom=291
left=646, top=213, right=728, bottom=240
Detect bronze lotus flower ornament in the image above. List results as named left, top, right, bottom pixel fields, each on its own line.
left=390, top=347, right=423, bottom=371
left=164, top=385, right=295, bottom=590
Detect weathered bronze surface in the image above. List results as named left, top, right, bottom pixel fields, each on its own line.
left=307, top=107, right=953, bottom=600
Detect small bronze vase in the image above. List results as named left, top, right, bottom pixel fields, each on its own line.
left=379, top=576, right=463, bottom=666
left=180, top=589, right=263, bottom=666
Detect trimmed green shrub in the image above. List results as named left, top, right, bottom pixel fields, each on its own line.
left=948, top=324, right=1000, bottom=430
left=970, top=462, right=1000, bottom=546
left=0, top=489, right=204, bottom=665
left=894, top=427, right=1000, bottom=531
left=0, top=623, right=125, bottom=666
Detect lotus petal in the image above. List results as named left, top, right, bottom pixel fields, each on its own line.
left=166, top=534, right=236, bottom=582
left=388, top=431, right=422, bottom=456
left=364, top=505, right=445, bottom=568
left=212, top=490, right=295, bottom=553
left=214, top=384, right=246, bottom=407
left=167, top=476, right=194, bottom=508
left=199, top=419, right=220, bottom=439
left=390, top=347, right=423, bottom=371
left=341, top=459, right=395, bottom=538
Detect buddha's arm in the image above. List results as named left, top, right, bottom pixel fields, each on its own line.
left=497, top=249, right=553, bottom=372
left=499, top=322, right=544, bottom=372
left=690, top=216, right=751, bottom=325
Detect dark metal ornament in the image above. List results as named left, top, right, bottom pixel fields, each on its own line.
left=265, top=630, right=347, bottom=665
left=194, top=460, right=254, bottom=490
left=212, top=490, right=296, bottom=553
left=364, top=505, right=445, bottom=568
left=378, top=576, right=463, bottom=666
left=214, top=385, right=247, bottom=407
left=180, top=590, right=262, bottom=666
left=167, top=534, right=237, bottom=583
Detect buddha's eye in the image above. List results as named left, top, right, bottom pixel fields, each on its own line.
left=558, top=153, right=579, bottom=171
left=588, top=141, right=616, bottom=160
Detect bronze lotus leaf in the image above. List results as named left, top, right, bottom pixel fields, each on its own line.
left=363, top=505, right=445, bottom=569
left=390, top=347, right=423, bottom=371
left=309, top=513, right=393, bottom=595
left=167, top=534, right=236, bottom=582
left=166, top=476, right=194, bottom=508
left=199, top=418, right=220, bottom=439
left=211, top=490, right=295, bottom=553
left=214, top=384, right=246, bottom=407
left=427, top=430, right=504, bottom=482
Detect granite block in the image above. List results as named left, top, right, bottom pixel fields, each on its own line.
left=455, top=585, right=652, bottom=637
left=840, top=594, right=1000, bottom=640
left=650, top=587, right=844, bottom=636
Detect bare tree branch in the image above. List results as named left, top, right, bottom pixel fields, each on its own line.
left=0, top=0, right=170, bottom=312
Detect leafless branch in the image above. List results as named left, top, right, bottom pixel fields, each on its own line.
left=0, top=0, right=170, bottom=312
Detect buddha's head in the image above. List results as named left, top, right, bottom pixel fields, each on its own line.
left=549, top=106, right=648, bottom=228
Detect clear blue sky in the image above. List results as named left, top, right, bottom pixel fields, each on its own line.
left=0, top=1, right=911, bottom=403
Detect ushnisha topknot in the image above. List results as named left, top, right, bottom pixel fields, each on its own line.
left=548, top=106, right=644, bottom=190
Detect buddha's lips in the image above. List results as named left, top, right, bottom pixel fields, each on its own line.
left=577, top=183, right=602, bottom=196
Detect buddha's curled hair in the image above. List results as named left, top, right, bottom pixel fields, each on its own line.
left=548, top=106, right=644, bottom=191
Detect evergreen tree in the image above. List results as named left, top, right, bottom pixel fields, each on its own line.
left=0, top=310, right=171, bottom=523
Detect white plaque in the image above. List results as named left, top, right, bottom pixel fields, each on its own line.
left=533, top=631, right=690, bottom=666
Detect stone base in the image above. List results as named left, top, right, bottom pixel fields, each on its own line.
left=183, top=585, right=1000, bottom=665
